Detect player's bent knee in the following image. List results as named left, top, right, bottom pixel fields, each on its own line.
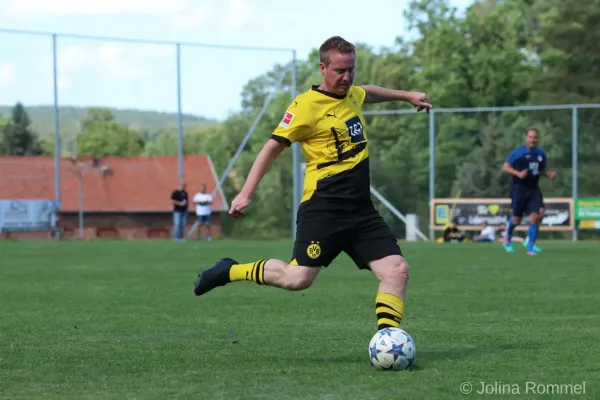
left=371, top=255, right=409, bottom=285
left=389, top=257, right=410, bottom=284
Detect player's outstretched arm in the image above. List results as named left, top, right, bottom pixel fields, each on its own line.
left=228, top=138, right=287, bottom=218
left=361, top=85, right=432, bottom=113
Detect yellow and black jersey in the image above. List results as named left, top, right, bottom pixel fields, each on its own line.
left=271, top=85, right=370, bottom=211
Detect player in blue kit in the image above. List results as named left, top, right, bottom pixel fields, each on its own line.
left=502, top=127, right=556, bottom=255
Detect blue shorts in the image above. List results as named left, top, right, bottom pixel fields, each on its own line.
left=196, top=215, right=211, bottom=225
left=511, top=186, right=544, bottom=218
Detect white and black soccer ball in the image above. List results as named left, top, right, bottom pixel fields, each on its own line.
left=368, top=327, right=416, bottom=371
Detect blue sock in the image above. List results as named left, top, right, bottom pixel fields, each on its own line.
left=527, top=224, right=539, bottom=252
left=506, top=217, right=516, bottom=242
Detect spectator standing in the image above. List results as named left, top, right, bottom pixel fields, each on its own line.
left=171, top=183, right=189, bottom=241
left=188, top=184, right=213, bottom=241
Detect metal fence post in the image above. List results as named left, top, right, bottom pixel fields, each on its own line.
left=291, top=50, right=301, bottom=239
left=176, top=43, right=184, bottom=184
left=572, top=106, right=578, bottom=241
left=78, top=172, right=84, bottom=239
left=429, top=110, right=435, bottom=240
left=52, top=34, right=61, bottom=240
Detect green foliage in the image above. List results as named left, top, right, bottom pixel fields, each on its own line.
left=452, top=116, right=517, bottom=198
left=0, top=114, right=7, bottom=154
left=0, top=105, right=217, bottom=155
left=0, top=105, right=216, bottom=134
left=76, top=108, right=145, bottom=157
left=1, top=102, right=44, bottom=156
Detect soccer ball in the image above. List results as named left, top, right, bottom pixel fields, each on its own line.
left=368, top=327, right=416, bottom=371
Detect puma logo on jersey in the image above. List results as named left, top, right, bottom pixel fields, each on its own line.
left=326, top=111, right=337, bottom=118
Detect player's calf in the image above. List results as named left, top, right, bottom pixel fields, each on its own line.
left=370, top=255, right=409, bottom=330
left=502, top=216, right=521, bottom=252
left=370, top=255, right=409, bottom=299
left=261, top=260, right=320, bottom=290
left=505, top=216, right=521, bottom=242
left=525, top=212, right=541, bottom=254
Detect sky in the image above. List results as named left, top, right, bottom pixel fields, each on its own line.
left=0, top=0, right=472, bottom=121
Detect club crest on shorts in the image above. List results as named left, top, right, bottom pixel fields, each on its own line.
left=307, top=241, right=321, bottom=259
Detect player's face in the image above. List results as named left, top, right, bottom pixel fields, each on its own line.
left=320, top=51, right=355, bottom=95
left=525, top=130, right=539, bottom=148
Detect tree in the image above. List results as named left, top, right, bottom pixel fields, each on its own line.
left=0, top=114, right=7, bottom=154
left=76, top=108, right=145, bottom=156
left=1, top=102, right=43, bottom=156
left=80, top=108, right=115, bottom=130
left=452, top=117, right=516, bottom=198
left=522, top=0, right=600, bottom=199
left=525, top=0, right=600, bottom=105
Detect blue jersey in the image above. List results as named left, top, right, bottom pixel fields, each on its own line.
left=505, top=145, right=547, bottom=189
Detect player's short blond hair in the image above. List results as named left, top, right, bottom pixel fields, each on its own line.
left=319, top=36, right=355, bottom=65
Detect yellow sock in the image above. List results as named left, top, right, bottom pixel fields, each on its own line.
left=229, top=260, right=267, bottom=285
left=376, top=292, right=405, bottom=330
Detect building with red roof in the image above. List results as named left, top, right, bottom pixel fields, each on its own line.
left=0, top=155, right=228, bottom=239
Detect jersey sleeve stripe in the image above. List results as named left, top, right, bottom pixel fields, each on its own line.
left=270, top=134, right=291, bottom=147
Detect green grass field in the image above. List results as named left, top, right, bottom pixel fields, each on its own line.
left=1, top=240, right=599, bottom=399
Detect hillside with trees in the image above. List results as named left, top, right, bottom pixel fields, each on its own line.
left=0, top=105, right=217, bottom=154
left=1, top=0, right=598, bottom=239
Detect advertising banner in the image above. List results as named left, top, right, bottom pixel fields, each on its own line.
left=575, top=198, right=600, bottom=230
left=578, top=220, right=600, bottom=230
left=0, top=200, right=59, bottom=232
left=431, top=198, right=574, bottom=231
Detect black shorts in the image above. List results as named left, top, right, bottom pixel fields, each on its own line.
left=291, top=205, right=403, bottom=269
left=511, top=186, right=544, bottom=218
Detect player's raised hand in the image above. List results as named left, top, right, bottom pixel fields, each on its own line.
left=406, top=92, right=432, bottom=114
left=229, top=193, right=251, bottom=219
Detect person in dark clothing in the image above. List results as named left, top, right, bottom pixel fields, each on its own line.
left=443, top=218, right=466, bottom=243
left=171, top=183, right=189, bottom=241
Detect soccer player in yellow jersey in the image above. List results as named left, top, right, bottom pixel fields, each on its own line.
left=194, top=36, right=432, bottom=332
